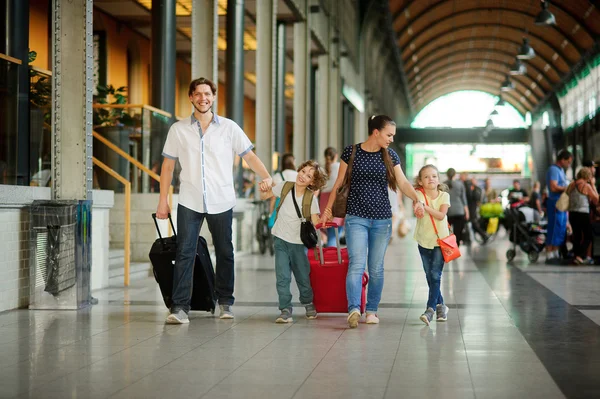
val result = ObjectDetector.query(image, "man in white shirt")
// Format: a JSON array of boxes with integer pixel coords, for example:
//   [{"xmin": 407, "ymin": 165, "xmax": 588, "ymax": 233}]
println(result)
[{"xmin": 156, "ymin": 77, "xmax": 272, "ymax": 324}]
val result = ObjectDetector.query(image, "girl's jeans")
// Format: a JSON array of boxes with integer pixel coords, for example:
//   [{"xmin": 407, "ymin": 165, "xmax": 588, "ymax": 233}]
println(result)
[
  {"xmin": 345, "ymin": 215, "xmax": 392, "ymax": 313},
  {"xmin": 274, "ymin": 237, "xmax": 313, "ymax": 310},
  {"xmin": 418, "ymin": 245, "xmax": 445, "ymax": 310}
]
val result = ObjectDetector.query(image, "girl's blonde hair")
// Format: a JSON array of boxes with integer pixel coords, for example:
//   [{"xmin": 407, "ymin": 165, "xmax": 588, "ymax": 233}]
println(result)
[
  {"xmin": 414, "ymin": 164, "xmax": 449, "ymax": 192},
  {"xmin": 577, "ymin": 167, "xmax": 592, "ymax": 181},
  {"xmin": 297, "ymin": 160, "xmax": 328, "ymax": 191}
]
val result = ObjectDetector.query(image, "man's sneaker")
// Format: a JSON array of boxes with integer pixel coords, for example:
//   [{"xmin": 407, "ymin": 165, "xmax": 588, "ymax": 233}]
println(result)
[
  {"xmin": 304, "ymin": 303, "xmax": 317, "ymax": 320},
  {"xmin": 276, "ymin": 308, "xmax": 293, "ymax": 323},
  {"xmin": 436, "ymin": 304, "xmax": 449, "ymax": 322},
  {"xmin": 219, "ymin": 304, "xmax": 234, "ymax": 319},
  {"xmin": 365, "ymin": 312, "xmax": 380, "ymax": 324},
  {"xmin": 347, "ymin": 309, "xmax": 361, "ymax": 329},
  {"xmin": 166, "ymin": 309, "xmax": 189, "ymax": 324},
  {"xmin": 419, "ymin": 308, "xmax": 435, "ymax": 326}
]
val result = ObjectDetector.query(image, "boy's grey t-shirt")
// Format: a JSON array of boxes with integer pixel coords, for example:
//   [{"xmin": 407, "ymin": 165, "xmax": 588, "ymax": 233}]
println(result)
[
  {"xmin": 445, "ymin": 180, "xmax": 467, "ymax": 217},
  {"xmin": 271, "ymin": 183, "xmax": 320, "ymax": 245}
]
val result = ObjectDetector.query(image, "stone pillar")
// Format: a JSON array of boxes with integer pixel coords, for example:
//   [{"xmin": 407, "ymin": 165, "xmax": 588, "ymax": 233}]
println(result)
[
  {"xmin": 317, "ymin": 54, "xmax": 330, "ymax": 161},
  {"xmin": 192, "ymin": 0, "xmax": 218, "ymax": 106},
  {"xmin": 51, "ymin": 0, "xmax": 93, "ymax": 200},
  {"xmin": 255, "ymin": 0, "xmax": 277, "ymax": 173},
  {"xmin": 329, "ymin": 27, "xmax": 341, "ymax": 152},
  {"xmin": 151, "ymin": 0, "xmax": 176, "ymax": 116},
  {"xmin": 275, "ymin": 22, "xmax": 287, "ymax": 155},
  {"xmin": 293, "ymin": 1, "xmax": 310, "ymax": 162}
]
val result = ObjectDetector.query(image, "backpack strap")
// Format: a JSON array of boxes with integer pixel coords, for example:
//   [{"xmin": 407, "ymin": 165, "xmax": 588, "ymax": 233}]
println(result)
[
  {"xmin": 302, "ymin": 189, "xmax": 314, "ymax": 219},
  {"xmin": 276, "ymin": 181, "xmax": 295, "ymax": 215}
]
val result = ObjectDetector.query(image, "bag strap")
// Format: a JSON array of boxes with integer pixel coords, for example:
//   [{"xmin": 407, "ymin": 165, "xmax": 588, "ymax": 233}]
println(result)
[
  {"xmin": 302, "ymin": 189, "xmax": 314, "ymax": 219},
  {"xmin": 276, "ymin": 181, "xmax": 295, "ymax": 214},
  {"xmin": 291, "ymin": 186, "xmax": 306, "ymax": 221},
  {"xmin": 418, "ymin": 188, "xmax": 440, "ymax": 239},
  {"xmin": 341, "ymin": 145, "xmax": 357, "ymax": 188}
]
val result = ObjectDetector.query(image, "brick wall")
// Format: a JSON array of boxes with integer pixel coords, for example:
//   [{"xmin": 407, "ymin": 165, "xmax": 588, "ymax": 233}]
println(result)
[{"xmin": 0, "ymin": 208, "xmax": 31, "ymax": 312}]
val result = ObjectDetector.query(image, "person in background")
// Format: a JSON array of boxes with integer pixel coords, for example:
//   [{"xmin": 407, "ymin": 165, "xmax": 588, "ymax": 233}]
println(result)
[
  {"xmin": 270, "ymin": 153, "xmax": 298, "ymax": 215},
  {"xmin": 546, "ymin": 150, "xmax": 573, "ymax": 262},
  {"xmin": 320, "ymin": 147, "xmax": 343, "ymax": 246},
  {"xmin": 467, "ymin": 177, "xmax": 488, "ymax": 242},
  {"xmin": 508, "ymin": 179, "xmax": 529, "ymax": 204},
  {"xmin": 568, "ymin": 168, "xmax": 598, "ymax": 265},
  {"xmin": 445, "ymin": 168, "xmax": 469, "ymax": 246},
  {"xmin": 484, "ymin": 178, "xmax": 499, "ymax": 203},
  {"xmin": 529, "ymin": 181, "xmax": 543, "ymax": 216}
]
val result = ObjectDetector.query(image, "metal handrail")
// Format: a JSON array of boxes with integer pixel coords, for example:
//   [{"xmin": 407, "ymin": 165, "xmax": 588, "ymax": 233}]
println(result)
[
  {"xmin": 92, "ymin": 103, "xmax": 173, "ymax": 118},
  {"xmin": 92, "ymin": 157, "xmax": 131, "ymax": 286},
  {"xmin": 0, "ymin": 53, "xmax": 22, "ymax": 64}
]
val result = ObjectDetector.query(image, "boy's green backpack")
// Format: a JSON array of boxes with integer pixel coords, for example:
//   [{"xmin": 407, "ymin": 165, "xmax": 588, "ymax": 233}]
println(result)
[{"xmin": 271, "ymin": 182, "xmax": 314, "ymax": 225}]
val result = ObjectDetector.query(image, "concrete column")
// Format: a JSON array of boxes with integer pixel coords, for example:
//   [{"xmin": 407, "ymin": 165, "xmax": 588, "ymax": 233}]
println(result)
[
  {"xmin": 51, "ymin": 0, "xmax": 93, "ymax": 200},
  {"xmin": 192, "ymin": 0, "xmax": 218, "ymax": 106},
  {"xmin": 151, "ymin": 0, "xmax": 176, "ymax": 116},
  {"xmin": 255, "ymin": 0, "xmax": 277, "ymax": 173},
  {"xmin": 293, "ymin": 2, "xmax": 311, "ymax": 162},
  {"xmin": 317, "ymin": 54, "xmax": 330, "ymax": 160},
  {"xmin": 275, "ymin": 23, "xmax": 286, "ymax": 155},
  {"xmin": 329, "ymin": 28, "xmax": 341, "ymax": 151}
]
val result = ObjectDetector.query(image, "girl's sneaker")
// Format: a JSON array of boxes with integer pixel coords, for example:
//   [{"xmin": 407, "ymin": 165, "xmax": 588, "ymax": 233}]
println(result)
[
  {"xmin": 365, "ymin": 312, "xmax": 379, "ymax": 324},
  {"xmin": 436, "ymin": 304, "xmax": 449, "ymax": 321},
  {"xmin": 347, "ymin": 309, "xmax": 361, "ymax": 328},
  {"xmin": 305, "ymin": 303, "xmax": 318, "ymax": 319},
  {"xmin": 419, "ymin": 308, "xmax": 435, "ymax": 326},
  {"xmin": 276, "ymin": 308, "xmax": 293, "ymax": 323}
]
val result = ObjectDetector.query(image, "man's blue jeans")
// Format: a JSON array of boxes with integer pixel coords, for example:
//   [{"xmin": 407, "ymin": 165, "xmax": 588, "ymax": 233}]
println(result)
[
  {"xmin": 345, "ymin": 215, "xmax": 392, "ymax": 313},
  {"xmin": 417, "ymin": 245, "xmax": 445, "ymax": 310},
  {"xmin": 172, "ymin": 204, "xmax": 234, "ymax": 313}
]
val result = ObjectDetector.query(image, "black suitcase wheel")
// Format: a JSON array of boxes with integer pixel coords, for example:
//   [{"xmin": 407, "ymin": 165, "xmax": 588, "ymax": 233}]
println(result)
[
  {"xmin": 528, "ymin": 251, "xmax": 539, "ymax": 263},
  {"xmin": 506, "ymin": 249, "xmax": 516, "ymax": 262}
]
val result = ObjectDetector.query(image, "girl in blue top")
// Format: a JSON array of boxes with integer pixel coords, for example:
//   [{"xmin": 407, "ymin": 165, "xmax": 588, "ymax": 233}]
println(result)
[{"xmin": 320, "ymin": 115, "xmax": 425, "ymax": 328}]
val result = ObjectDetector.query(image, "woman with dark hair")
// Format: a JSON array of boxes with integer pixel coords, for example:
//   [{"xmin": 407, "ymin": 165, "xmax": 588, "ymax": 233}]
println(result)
[
  {"xmin": 444, "ymin": 168, "xmax": 469, "ymax": 246},
  {"xmin": 270, "ymin": 153, "xmax": 298, "ymax": 218},
  {"xmin": 320, "ymin": 115, "xmax": 425, "ymax": 328}
]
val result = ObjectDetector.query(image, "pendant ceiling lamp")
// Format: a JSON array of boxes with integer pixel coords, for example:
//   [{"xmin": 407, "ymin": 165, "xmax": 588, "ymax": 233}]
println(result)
[
  {"xmin": 517, "ymin": 38, "xmax": 536, "ymax": 60},
  {"xmin": 535, "ymin": 1, "xmax": 556, "ymax": 26},
  {"xmin": 501, "ymin": 76, "xmax": 515, "ymax": 91},
  {"xmin": 496, "ymin": 95, "xmax": 506, "ymax": 106},
  {"xmin": 509, "ymin": 58, "xmax": 527, "ymax": 75}
]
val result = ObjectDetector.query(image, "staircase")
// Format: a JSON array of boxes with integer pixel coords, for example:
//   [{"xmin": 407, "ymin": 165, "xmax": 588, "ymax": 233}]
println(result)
[{"xmin": 108, "ymin": 248, "xmax": 152, "ymax": 286}]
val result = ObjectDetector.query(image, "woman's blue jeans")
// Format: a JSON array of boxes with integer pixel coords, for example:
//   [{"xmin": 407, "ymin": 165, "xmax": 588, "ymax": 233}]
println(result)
[
  {"xmin": 345, "ymin": 215, "xmax": 392, "ymax": 313},
  {"xmin": 417, "ymin": 245, "xmax": 445, "ymax": 310}
]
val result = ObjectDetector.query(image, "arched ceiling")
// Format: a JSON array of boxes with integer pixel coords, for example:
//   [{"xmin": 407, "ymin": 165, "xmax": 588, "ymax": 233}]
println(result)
[{"xmin": 389, "ymin": 0, "xmax": 600, "ymax": 115}]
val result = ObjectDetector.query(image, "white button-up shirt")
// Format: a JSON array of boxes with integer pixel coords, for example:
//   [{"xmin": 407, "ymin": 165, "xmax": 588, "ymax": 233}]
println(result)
[{"xmin": 162, "ymin": 113, "xmax": 253, "ymax": 214}]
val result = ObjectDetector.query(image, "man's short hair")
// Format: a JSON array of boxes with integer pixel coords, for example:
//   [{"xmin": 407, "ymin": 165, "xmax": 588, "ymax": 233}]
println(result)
[
  {"xmin": 557, "ymin": 150, "xmax": 573, "ymax": 161},
  {"xmin": 582, "ymin": 160, "xmax": 598, "ymax": 168},
  {"xmin": 513, "ymin": 179, "xmax": 520, "ymax": 184},
  {"xmin": 188, "ymin": 77, "xmax": 217, "ymax": 96}
]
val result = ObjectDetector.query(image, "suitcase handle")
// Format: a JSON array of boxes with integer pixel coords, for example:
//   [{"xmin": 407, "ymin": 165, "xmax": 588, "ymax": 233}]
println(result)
[
  {"xmin": 314, "ymin": 222, "xmax": 342, "ymax": 265},
  {"xmin": 151, "ymin": 213, "xmax": 176, "ymax": 246}
]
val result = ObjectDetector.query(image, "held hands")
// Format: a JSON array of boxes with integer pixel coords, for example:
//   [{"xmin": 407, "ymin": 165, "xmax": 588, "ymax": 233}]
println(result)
[
  {"xmin": 259, "ymin": 177, "xmax": 273, "ymax": 192},
  {"xmin": 413, "ymin": 201, "xmax": 425, "ymax": 219},
  {"xmin": 319, "ymin": 207, "xmax": 333, "ymax": 226}
]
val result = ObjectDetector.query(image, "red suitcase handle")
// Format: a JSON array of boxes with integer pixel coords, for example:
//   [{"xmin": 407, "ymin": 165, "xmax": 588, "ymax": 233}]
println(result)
[{"xmin": 314, "ymin": 221, "xmax": 343, "ymax": 265}]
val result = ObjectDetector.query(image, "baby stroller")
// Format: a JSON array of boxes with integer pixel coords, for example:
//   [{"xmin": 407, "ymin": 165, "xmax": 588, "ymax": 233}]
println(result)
[{"xmin": 505, "ymin": 204, "xmax": 547, "ymax": 263}]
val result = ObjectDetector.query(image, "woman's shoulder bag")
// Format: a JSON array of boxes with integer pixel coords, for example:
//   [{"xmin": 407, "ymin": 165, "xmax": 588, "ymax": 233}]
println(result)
[{"xmin": 332, "ymin": 145, "xmax": 357, "ymax": 218}]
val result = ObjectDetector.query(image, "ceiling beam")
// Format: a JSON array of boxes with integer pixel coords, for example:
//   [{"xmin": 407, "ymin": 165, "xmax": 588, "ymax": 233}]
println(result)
[{"xmin": 394, "ymin": 127, "xmax": 529, "ymax": 144}]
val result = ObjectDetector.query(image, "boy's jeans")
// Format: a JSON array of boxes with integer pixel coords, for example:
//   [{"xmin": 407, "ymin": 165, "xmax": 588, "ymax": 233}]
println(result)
[
  {"xmin": 345, "ymin": 215, "xmax": 392, "ymax": 313},
  {"xmin": 417, "ymin": 245, "xmax": 445, "ymax": 310},
  {"xmin": 274, "ymin": 237, "xmax": 313, "ymax": 310},
  {"xmin": 172, "ymin": 204, "xmax": 235, "ymax": 313}
]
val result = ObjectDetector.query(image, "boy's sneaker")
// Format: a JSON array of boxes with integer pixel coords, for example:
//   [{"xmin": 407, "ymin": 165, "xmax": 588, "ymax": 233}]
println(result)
[
  {"xmin": 436, "ymin": 304, "xmax": 449, "ymax": 322},
  {"xmin": 419, "ymin": 308, "xmax": 435, "ymax": 326},
  {"xmin": 166, "ymin": 309, "xmax": 189, "ymax": 324},
  {"xmin": 219, "ymin": 304, "xmax": 234, "ymax": 319},
  {"xmin": 276, "ymin": 308, "xmax": 293, "ymax": 323},
  {"xmin": 365, "ymin": 312, "xmax": 380, "ymax": 324},
  {"xmin": 347, "ymin": 309, "xmax": 361, "ymax": 328},
  {"xmin": 304, "ymin": 303, "xmax": 317, "ymax": 319}
]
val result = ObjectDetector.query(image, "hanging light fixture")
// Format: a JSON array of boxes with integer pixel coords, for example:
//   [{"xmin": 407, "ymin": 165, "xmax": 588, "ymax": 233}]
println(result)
[
  {"xmin": 517, "ymin": 38, "xmax": 536, "ymax": 60},
  {"xmin": 501, "ymin": 76, "xmax": 515, "ymax": 91},
  {"xmin": 535, "ymin": 0, "xmax": 556, "ymax": 26},
  {"xmin": 509, "ymin": 58, "xmax": 527, "ymax": 75},
  {"xmin": 496, "ymin": 95, "xmax": 506, "ymax": 106},
  {"xmin": 490, "ymin": 109, "xmax": 499, "ymax": 116}
]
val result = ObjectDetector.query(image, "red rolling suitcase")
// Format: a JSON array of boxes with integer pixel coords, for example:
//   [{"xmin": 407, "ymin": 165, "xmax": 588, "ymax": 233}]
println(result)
[{"xmin": 309, "ymin": 222, "xmax": 368, "ymax": 313}]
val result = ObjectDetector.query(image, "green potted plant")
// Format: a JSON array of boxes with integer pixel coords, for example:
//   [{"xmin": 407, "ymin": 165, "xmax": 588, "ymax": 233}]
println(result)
[{"xmin": 93, "ymin": 84, "xmax": 135, "ymax": 127}]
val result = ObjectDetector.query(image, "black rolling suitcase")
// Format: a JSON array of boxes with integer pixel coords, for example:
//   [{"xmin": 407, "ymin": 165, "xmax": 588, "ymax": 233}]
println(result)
[{"xmin": 149, "ymin": 213, "xmax": 216, "ymax": 313}]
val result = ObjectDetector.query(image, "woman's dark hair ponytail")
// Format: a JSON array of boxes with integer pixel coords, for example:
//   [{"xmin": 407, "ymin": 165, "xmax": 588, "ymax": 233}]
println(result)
[
  {"xmin": 324, "ymin": 147, "xmax": 337, "ymax": 176},
  {"xmin": 368, "ymin": 115, "xmax": 398, "ymax": 191},
  {"xmin": 446, "ymin": 168, "xmax": 456, "ymax": 189}
]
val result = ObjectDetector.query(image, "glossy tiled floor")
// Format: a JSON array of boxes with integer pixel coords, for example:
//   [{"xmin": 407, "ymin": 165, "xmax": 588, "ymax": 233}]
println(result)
[{"xmin": 2, "ymin": 229, "xmax": 600, "ymax": 399}]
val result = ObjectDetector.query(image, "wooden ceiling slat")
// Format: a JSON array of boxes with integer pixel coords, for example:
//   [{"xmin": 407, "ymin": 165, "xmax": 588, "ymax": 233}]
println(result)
[
  {"xmin": 414, "ymin": 70, "xmax": 539, "ymax": 107},
  {"xmin": 405, "ymin": 40, "xmax": 562, "ymax": 84}
]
